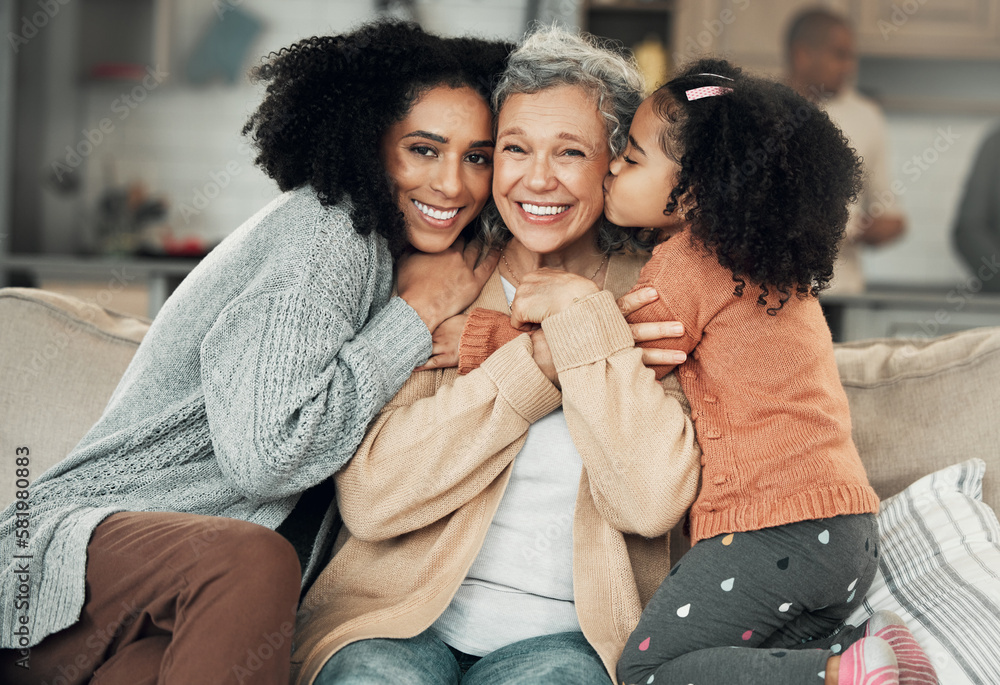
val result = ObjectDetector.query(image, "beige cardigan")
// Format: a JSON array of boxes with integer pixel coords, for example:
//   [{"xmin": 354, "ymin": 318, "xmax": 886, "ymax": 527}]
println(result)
[{"xmin": 291, "ymin": 253, "xmax": 702, "ymax": 684}]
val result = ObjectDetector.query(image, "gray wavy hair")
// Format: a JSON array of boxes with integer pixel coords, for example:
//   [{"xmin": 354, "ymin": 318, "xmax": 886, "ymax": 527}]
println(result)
[{"xmin": 479, "ymin": 25, "xmax": 650, "ymax": 254}]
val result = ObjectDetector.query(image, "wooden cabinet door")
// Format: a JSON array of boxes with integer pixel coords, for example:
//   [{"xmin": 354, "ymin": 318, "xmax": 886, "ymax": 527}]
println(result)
[{"xmin": 851, "ymin": 0, "xmax": 1000, "ymax": 59}]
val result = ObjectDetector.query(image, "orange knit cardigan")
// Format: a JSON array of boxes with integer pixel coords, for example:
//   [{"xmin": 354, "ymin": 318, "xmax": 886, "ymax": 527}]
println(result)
[{"xmin": 459, "ymin": 230, "xmax": 879, "ymax": 543}]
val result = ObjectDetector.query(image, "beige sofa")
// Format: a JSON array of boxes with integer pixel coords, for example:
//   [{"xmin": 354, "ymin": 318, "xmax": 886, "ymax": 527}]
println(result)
[{"xmin": 2, "ymin": 287, "xmax": 999, "ymax": 681}]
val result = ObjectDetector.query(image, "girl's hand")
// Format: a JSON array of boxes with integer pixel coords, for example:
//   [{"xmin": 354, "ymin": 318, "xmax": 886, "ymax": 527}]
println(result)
[
  {"xmin": 618, "ymin": 287, "xmax": 687, "ymax": 367},
  {"xmin": 530, "ymin": 328, "xmax": 559, "ymax": 388},
  {"xmin": 414, "ymin": 314, "xmax": 467, "ymax": 372},
  {"xmin": 397, "ymin": 241, "xmax": 500, "ymax": 332},
  {"xmin": 510, "ymin": 268, "xmax": 600, "ymax": 328}
]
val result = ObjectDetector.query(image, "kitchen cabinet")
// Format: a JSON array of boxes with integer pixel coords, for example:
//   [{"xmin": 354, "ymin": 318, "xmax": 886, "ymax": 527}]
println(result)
[
  {"xmin": 79, "ymin": 0, "xmax": 171, "ymax": 81},
  {"xmin": 850, "ymin": 0, "xmax": 1000, "ymax": 60},
  {"xmin": 675, "ymin": 0, "xmax": 1000, "ymax": 77},
  {"xmin": 583, "ymin": 1, "xmax": 675, "ymax": 50},
  {"xmin": 581, "ymin": 1, "xmax": 676, "ymax": 90}
]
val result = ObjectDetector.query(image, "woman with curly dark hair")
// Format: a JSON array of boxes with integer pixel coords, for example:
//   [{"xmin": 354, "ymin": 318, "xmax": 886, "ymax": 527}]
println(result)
[
  {"xmin": 506, "ymin": 59, "xmax": 936, "ymax": 684},
  {"xmin": 0, "ymin": 20, "xmax": 508, "ymax": 685}
]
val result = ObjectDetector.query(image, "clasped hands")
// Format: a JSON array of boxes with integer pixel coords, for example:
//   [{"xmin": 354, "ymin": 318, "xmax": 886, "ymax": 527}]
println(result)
[
  {"xmin": 397, "ymin": 245, "xmax": 686, "ymax": 381},
  {"xmin": 505, "ymin": 269, "xmax": 686, "ymax": 385}
]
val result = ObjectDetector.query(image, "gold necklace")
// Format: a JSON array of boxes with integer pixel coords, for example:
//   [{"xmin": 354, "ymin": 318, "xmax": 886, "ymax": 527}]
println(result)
[{"xmin": 500, "ymin": 250, "xmax": 608, "ymax": 287}]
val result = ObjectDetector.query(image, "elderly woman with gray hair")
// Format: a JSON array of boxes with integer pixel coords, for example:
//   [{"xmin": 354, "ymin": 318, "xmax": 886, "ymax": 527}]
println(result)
[{"xmin": 291, "ymin": 27, "xmax": 701, "ymax": 685}]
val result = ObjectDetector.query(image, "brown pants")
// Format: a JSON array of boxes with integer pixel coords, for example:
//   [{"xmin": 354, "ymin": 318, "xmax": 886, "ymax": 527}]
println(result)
[{"xmin": 0, "ymin": 511, "xmax": 301, "ymax": 685}]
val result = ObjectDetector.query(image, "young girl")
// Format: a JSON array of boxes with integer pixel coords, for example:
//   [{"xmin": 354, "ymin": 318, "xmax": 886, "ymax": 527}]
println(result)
[{"xmin": 455, "ymin": 59, "xmax": 938, "ymax": 685}]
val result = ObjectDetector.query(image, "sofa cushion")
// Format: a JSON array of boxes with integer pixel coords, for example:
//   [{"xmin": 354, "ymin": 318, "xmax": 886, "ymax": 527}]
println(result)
[
  {"xmin": 835, "ymin": 327, "xmax": 1000, "ymax": 513},
  {"xmin": 848, "ymin": 459, "xmax": 1000, "ymax": 684},
  {"xmin": 0, "ymin": 288, "xmax": 149, "ymax": 508}
]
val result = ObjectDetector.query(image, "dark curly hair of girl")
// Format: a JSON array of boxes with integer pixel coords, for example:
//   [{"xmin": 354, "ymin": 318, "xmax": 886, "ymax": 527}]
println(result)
[
  {"xmin": 243, "ymin": 20, "xmax": 512, "ymax": 256},
  {"xmin": 653, "ymin": 58, "xmax": 863, "ymax": 313}
]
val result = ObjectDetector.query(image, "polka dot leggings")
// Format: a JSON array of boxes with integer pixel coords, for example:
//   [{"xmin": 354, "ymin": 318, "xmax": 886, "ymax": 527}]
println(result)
[{"xmin": 617, "ymin": 514, "xmax": 879, "ymax": 685}]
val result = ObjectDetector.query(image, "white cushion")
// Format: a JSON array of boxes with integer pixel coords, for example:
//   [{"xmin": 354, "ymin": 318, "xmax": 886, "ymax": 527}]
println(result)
[{"xmin": 848, "ymin": 459, "xmax": 1000, "ymax": 684}]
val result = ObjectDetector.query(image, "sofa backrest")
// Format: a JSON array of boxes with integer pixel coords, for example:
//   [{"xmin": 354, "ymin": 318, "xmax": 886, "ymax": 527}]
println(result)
[
  {"xmin": 835, "ymin": 328, "xmax": 1000, "ymax": 514},
  {"xmin": 1, "ymin": 286, "xmax": 998, "ymax": 516},
  {"xmin": 0, "ymin": 288, "xmax": 148, "ymax": 508}
]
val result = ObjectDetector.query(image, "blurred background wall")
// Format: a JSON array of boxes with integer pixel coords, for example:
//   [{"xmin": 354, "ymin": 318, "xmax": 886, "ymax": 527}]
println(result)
[{"xmin": 2, "ymin": 0, "xmax": 1000, "ymax": 337}]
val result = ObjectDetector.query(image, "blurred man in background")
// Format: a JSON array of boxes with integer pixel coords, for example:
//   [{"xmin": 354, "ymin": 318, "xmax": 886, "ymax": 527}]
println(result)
[
  {"xmin": 953, "ymin": 125, "xmax": 1000, "ymax": 292},
  {"xmin": 787, "ymin": 7, "xmax": 906, "ymax": 295}
]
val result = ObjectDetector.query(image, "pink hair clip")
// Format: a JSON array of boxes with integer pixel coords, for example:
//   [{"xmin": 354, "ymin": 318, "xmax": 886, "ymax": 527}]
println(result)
[
  {"xmin": 684, "ymin": 73, "xmax": 734, "ymax": 101},
  {"xmin": 685, "ymin": 85, "xmax": 733, "ymax": 101}
]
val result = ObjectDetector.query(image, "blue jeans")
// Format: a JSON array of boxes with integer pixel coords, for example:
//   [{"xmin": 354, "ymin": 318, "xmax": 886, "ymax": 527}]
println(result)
[{"xmin": 314, "ymin": 630, "xmax": 609, "ymax": 684}]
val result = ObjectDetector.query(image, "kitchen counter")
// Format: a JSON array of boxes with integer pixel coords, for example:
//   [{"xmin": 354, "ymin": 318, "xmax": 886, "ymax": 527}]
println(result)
[
  {"xmin": 1, "ymin": 254, "xmax": 200, "ymax": 318},
  {"xmin": 821, "ymin": 284, "xmax": 1000, "ymax": 341}
]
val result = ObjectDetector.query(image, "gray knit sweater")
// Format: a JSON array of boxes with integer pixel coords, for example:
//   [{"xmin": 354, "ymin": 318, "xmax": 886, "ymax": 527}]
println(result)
[{"xmin": 0, "ymin": 186, "xmax": 432, "ymax": 648}]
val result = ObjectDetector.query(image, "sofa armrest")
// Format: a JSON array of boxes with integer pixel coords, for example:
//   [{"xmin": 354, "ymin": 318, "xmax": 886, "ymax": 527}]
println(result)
[{"xmin": 0, "ymin": 288, "xmax": 149, "ymax": 508}]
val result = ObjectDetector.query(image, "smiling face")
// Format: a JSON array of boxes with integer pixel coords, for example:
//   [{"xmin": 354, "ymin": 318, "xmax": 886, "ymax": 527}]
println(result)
[
  {"xmin": 493, "ymin": 84, "xmax": 610, "ymax": 255},
  {"xmin": 381, "ymin": 85, "xmax": 495, "ymax": 253},
  {"xmin": 603, "ymin": 97, "xmax": 686, "ymax": 231}
]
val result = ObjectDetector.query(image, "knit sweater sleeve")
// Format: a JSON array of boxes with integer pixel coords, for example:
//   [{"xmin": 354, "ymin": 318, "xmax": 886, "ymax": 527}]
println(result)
[
  {"xmin": 200, "ymin": 284, "xmax": 431, "ymax": 501},
  {"xmin": 457, "ymin": 307, "xmax": 528, "ymax": 374},
  {"xmin": 336, "ymin": 333, "xmax": 562, "ymax": 542},
  {"xmin": 626, "ymin": 237, "xmax": 708, "ymax": 380},
  {"xmin": 542, "ymin": 290, "xmax": 701, "ymax": 538}
]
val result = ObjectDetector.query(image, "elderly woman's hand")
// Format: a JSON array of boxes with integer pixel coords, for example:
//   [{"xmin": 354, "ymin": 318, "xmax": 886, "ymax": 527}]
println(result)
[
  {"xmin": 509, "ymin": 268, "xmax": 600, "ymax": 328},
  {"xmin": 397, "ymin": 241, "xmax": 500, "ymax": 333},
  {"xmin": 529, "ymin": 328, "xmax": 559, "ymax": 388}
]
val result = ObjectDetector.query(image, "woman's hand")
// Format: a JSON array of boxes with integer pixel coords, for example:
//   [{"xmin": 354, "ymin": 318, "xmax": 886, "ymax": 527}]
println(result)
[
  {"xmin": 618, "ymin": 287, "xmax": 687, "ymax": 367},
  {"xmin": 397, "ymin": 241, "xmax": 500, "ymax": 333},
  {"xmin": 509, "ymin": 268, "xmax": 600, "ymax": 328},
  {"xmin": 414, "ymin": 314, "xmax": 467, "ymax": 372},
  {"xmin": 530, "ymin": 328, "xmax": 559, "ymax": 388}
]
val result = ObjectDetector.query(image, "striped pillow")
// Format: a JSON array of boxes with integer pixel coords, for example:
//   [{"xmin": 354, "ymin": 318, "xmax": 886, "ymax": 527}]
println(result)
[{"xmin": 848, "ymin": 459, "xmax": 1000, "ymax": 684}]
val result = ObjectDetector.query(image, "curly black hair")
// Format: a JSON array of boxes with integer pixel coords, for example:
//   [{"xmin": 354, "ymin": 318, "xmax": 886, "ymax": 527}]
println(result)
[
  {"xmin": 242, "ymin": 20, "xmax": 512, "ymax": 256},
  {"xmin": 652, "ymin": 58, "xmax": 863, "ymax": 313}
]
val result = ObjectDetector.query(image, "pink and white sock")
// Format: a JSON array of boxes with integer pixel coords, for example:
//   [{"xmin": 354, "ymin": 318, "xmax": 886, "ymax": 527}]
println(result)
[
  {"xmin": 865, "ymin": 610, "xmax": 938, "ymax": 685},
  {"xmin": 838, "ymin": 636, "xmax": 899, "ymax": 685}
]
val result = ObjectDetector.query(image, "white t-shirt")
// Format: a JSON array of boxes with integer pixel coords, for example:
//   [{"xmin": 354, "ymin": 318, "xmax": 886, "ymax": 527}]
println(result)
[
  {"xmin": 823, "ymin": 88, "xmax": 902, "ymax": 294},
  {"xmin": 430, "ymin": 276, "xmax": 583, "ymax": 656}
]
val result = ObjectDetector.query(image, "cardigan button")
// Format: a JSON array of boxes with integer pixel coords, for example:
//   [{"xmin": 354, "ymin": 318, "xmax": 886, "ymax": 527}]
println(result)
[
  {"xmin": 701, "ymin": 425, "xmax": 722, "ymax": 439},
  {"xmin": 703, "ymin": 394, "xmax": 718, "ymax": 403}
]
